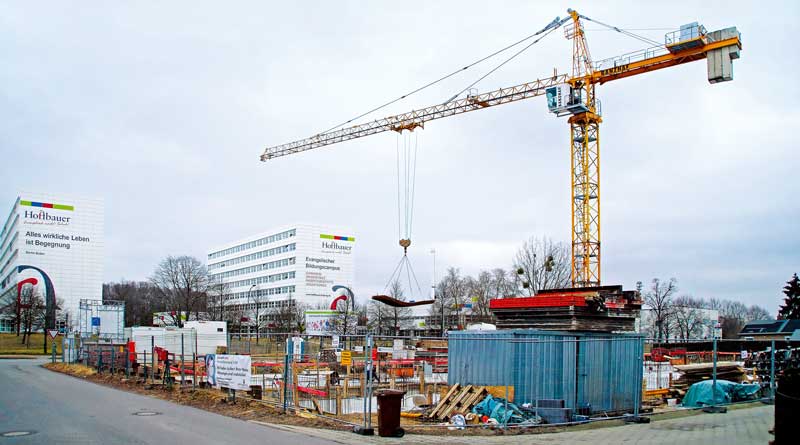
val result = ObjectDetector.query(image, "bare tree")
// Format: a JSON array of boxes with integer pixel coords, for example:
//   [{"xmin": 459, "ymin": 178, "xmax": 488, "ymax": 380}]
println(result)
[
  {"xmin": 150, "ymin": 255, "xmax": 208, "ymax": 327},
  {"xmin": 251, "ymin": 289, "xmax": 271, "ymax": 342},
  {"xmin": 745, "ymin": 305, "xmax": 771, "ymax": 322},
  {"xmin": 490, "ymin": 268, "xmax": 516, "ymax": 299},
  {"xmin": 18, "ymin": 286, "xmax": 45, "ymax": 346},
  {"xmin": 103, "ymin": 280, "xmax": 163, "ymax": 326},
  {"xmin": 465, "ymin": 272, "xmax": 493, "ymax": 322},
  {"xmin": 513, "ymin": 237, "xmax": 570, "ymax": 294},
  {"xmin": 367, "ymin": 299, "xmax": 388, "ymax": 335},
  {"xmin": 671, "ymin": 295, "xmax": 706, "ymax": 340},
  {"xmin": 386, "ymin": 280, "xmax": 413, "ymax": 335},
  {"xmin": 0, "ymin": 286, "xmax": 61, "ymax": 351},
  {"xmin": 0, "ymin": 288, "xmax": 24, "ymax": 336},
  {"xmin": 429, "ymin": 268, "xmax": 469, "ymax": 333},
  {"xmin": 644, "ymin": 278, "xmax": 678, "ymax": 342},
  {"xmin": 708, "ymin": 298, "xmax": 770, "ymax": 338},
  {"xmin": 270, "ymin": 298, "xmax": 306, "ymax": 333},
  {"xmin": 331, "ymin": 299, "xmax": 361, "ymax": 335},
  {"xmin": 204, "ymin": 279, "xmax": 239, "ymax": 323}
]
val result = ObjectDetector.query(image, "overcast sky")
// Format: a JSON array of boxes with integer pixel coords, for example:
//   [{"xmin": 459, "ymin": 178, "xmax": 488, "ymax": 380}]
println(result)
[{"xmin": 2, "ymin": 1, "xmax": 797, "ymax": 313}]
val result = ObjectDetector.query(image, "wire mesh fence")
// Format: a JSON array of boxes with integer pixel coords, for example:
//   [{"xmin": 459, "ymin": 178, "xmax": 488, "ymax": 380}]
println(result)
[{"xmin": 61, "ymin": 330, "xmax": 798, "ymax": 434}]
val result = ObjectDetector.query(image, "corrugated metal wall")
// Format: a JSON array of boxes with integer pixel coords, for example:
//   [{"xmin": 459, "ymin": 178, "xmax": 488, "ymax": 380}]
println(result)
[{"xmin": 448, "ymin": 330, "xmax": 643, "ymax": 414}]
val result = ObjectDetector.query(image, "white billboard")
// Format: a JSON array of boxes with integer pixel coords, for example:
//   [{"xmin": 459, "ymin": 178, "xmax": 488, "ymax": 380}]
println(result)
[
  {"xmin": 298, "ymin": 229, "xmax": 355, "ymax": 307},
  {"xmin": 205, "ymin": 354, "xmax": 251, "ymax": 390},
  {"xmin": 15, "ymin": 193, "xmax": 104, "ymax": 327}
]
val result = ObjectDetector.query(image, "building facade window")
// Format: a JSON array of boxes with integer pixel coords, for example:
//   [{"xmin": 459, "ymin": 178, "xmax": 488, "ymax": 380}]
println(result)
[
  {"xmin": 209, "ymin": 257, "xmax": 295, "ymax": 279},
  {"xmin": 208, "ymin": 228, "xmax": 296, "ymax": 260},
  {"xmin": 208, "ymin": 243, "xmax": 296, "ymax": 270}
]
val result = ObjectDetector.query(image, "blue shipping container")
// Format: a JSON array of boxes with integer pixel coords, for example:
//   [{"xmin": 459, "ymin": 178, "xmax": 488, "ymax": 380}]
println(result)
[{"xmin": 447, "ymin": 330, "xmax": 644, "ymax": 414}]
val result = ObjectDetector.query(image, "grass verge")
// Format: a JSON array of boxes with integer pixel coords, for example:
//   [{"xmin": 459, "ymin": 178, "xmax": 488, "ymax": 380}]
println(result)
[{"xmin": 0, "ymin": 333, "xmax": 63, "ymax": 355}]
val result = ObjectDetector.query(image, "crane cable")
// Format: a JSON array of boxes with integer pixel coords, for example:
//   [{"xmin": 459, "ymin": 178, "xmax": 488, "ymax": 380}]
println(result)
[
  {"xmin": 315, "ymin": 16, "xmax": 567, "ymax": 137},
  {"xmin": 377, "ymin": 16, "xmax": 568, "ymax": 301},
  {"xmin": 443, "ymin": 18, "xmax": 567, "ymax": 104},
  {"xmin": 578, "ymin": 14, "xmax": 663, "ymax": 48},
  {"xmin": 383, "ymin": 131, "xmax": 424, "ymax": 298}
]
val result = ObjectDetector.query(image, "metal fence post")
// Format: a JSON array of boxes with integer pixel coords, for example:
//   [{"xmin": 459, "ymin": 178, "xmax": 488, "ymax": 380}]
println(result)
[
  {"xmin": 283, "ymin": 337, "xmax": 291, "ymax": 413},
  {"xmin": 770, "ymin": 340, "xmax": 776, "ymax": 400},
  {"xmin": 503, "ymin": 335, "xmax": 510, "ymax": 429},
  {"xmin": 193, "ymin": 352, "xmax": 197, "ymax": 389},
  {"xmin": 151, "ymin": 336, "xmax": 155, "ymax": 385},
  {"xmin": 363, "ymin": 333, "xmax": 374, "ymax": 431},
  {"xmin": 125, "ymin": 344, "xmax": 130, "ymax": 378},
  {"xmin": 111, "ymin": 343, "xmax": 116, "ymax": 374},
  {"xmin": 712, "ymin": 336, "xmax": 718, "ymax": 405},
  {"xmin": 181, "ymin": 333, "xmax": 185, "ymax": 387},
  {"xmin": 97, "ymin": 345, "xmax": 102, "ymax": 373}
]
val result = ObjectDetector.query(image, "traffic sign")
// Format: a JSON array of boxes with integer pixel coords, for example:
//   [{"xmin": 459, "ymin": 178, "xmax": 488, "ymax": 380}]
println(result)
[
  {"xmin": 340, "ymin": 350, "xmax": 352, "ymax": 366},
  {"xmin": 47, "ymin": 329, "xmax": 58, "ymax": 339}
]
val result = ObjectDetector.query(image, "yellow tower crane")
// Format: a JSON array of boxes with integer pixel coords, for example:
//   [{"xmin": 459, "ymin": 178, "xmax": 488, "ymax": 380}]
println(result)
[{"xmin": 260, "ymin": 9, "xmax": 742, "ymax": 288}]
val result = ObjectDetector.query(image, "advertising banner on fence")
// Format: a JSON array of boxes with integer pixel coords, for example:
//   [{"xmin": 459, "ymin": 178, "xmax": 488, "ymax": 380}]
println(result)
[
  {"xmin": 204, "ymin": 354, "xmax": 251, "ymax": 390},
  {"xmin": 304, "ymin": 310, "xmax": 337, "ymax": 334}
]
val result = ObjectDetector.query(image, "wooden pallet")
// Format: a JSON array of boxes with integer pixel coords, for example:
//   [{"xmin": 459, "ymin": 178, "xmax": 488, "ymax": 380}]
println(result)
[{"xmin": 427, "ymin": 384, "xmax": 490, "ymax": 421}]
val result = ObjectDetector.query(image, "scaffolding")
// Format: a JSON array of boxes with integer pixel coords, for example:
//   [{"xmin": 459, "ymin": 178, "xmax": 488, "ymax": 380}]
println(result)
[{"xmin": 78, "ymin": 299, "xmax": 125, "ymax": 341}]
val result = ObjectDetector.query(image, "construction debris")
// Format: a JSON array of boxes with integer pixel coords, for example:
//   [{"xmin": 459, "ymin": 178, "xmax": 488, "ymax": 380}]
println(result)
[
  {"xmin": 426, "ymin": 384, "xmax": 489, "ymax": 421},
  {"xmin": 670, "ymin": 362, "xmax": 747, "ymax": 394},
  {"xmin": 489, "ymin": 285, "xmax": 642, "ymax": 332}
]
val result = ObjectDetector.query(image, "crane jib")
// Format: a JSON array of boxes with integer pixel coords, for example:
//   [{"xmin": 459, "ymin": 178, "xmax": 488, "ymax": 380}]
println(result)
[{"xmin": 261, "ymin": 74, "xmax": 569, "ymax": 160}]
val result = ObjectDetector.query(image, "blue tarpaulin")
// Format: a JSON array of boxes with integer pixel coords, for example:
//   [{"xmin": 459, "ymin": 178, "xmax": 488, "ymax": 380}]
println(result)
[
  {"xmin": 472, "ymin": 395, "xmax": 526, "ymax": 424},
  {"xmin": 681, "ymin": 379, "xmax": 761, "ymax": 407}
]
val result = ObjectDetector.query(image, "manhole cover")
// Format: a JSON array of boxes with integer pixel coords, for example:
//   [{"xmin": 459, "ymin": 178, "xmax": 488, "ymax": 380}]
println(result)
[
  {"xmin": 1, "ymin": 431, "xmax": 34, "ymax": 437},
  {"xmin": 133, "ymin": 411, "xmax": 160, "ymax": 417}
]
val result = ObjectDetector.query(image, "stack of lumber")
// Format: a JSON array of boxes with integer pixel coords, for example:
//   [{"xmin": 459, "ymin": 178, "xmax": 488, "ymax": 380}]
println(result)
[
  {"xmin": 416, "ymin": 339, "xmax": 448, "ymax": 373},
  {"xmin": 489, "ymin": 285, "xmax": 642, "ymax": 332},
  {"xmin": 426, "ymin": 384, "xmax": 489, "ymax": 421},
  {"xmin": 671, "ymin": 362, "xmax": 746, "ymax": 393}
]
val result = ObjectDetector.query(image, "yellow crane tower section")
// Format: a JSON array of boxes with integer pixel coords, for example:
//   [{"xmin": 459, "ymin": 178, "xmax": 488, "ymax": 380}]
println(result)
[{"xmin": 260, "ymin": 9, "xmax": 742, "ymax": 288}]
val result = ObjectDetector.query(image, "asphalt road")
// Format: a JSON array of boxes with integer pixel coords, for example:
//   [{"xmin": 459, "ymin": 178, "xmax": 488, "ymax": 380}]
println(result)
[{"xmin": 0, "ymin": 358, "xmax": 339, "ymax": 445}]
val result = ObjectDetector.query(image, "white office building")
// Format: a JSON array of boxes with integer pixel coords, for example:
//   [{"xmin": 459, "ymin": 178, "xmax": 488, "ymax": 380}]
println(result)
[
  {"xmin": 207, "ymin": 224, "xmax": 355, "ymax": 324},
  {"xmin": 0, "ymin": 193, "xmax": 104, "ymax": 332}
]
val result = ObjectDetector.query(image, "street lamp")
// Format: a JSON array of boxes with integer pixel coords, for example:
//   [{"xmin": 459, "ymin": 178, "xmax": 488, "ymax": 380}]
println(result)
[
  {"xmin": 247, "ymin": 284, "xmax": 257, "ymax": 351},
  {"xmin": 430, "ymin": 249, "xmax": 444, "ymax": 337}
]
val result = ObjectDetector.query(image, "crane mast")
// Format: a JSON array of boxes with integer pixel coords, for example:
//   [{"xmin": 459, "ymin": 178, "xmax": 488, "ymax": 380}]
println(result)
[
  {"xmin": 260, "ymin": 10, "xmax": 742, "ymax": 288},
  {"xmin": 565, "ymin": 10, "xmax": 602, "ymax": 286}
]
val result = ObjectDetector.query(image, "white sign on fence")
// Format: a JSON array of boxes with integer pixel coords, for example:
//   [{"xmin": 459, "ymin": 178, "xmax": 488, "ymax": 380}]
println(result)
[
  {"xmin": 332, "ymin": 335, "xmax": 340, "ymax": 348},
  {"xmin": 205, "ymin": 354, "xmax": 251, "ymax": 391}
]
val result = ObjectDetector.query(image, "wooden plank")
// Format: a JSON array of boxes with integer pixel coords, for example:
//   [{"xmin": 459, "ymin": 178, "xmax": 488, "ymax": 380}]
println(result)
[
  {"xmin": 429, "ymin": 384, "xmax": 460, "ymax": 419},
  {"xmin": 484, "ymin": 385, "xmax": 514, "ymax": 402},
  {"xmin": 311, "ymin": 399, "xmax": 323, "ymax": 414},
  {"xmin": 439, "ymin": 386, "xmax": 469, "ymax": 419},
  {"xmin": 442, "ymin": 385, "xmax": 474, "ymax": 419},
  {"xmin": 464, "ymin": 388, "xmax": 489, "ymax": 411}
]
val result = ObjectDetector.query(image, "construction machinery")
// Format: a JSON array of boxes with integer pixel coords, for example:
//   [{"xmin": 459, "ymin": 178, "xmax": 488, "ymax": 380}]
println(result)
[{"xmin": 260, "ymin": 9, "xmax": 742, "ymax": 288}]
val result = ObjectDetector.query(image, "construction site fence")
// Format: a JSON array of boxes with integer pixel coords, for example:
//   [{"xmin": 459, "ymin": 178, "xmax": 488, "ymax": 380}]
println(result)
[
  {"xmin": 642, "ymin": 338, "xmax": 798, "ymax": 393},
  {"xmin": 59, "ymin": 334, "xmax": 798, "ymax": 433}
]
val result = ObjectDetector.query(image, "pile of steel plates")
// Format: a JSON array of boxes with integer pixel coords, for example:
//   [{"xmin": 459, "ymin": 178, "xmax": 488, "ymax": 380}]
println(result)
[{"xmin": 489, "ymin": 285, "xmax": 642, "ymax": 332}]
